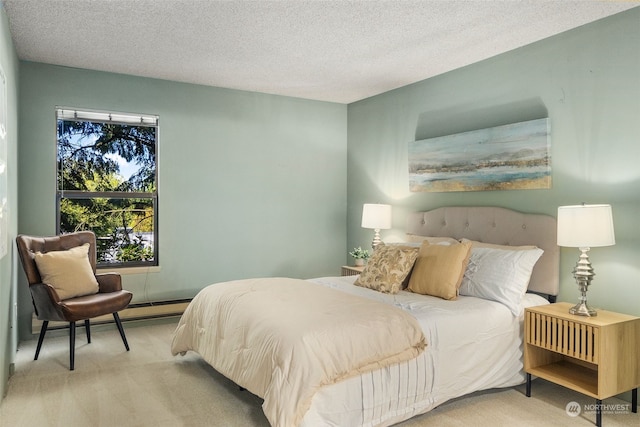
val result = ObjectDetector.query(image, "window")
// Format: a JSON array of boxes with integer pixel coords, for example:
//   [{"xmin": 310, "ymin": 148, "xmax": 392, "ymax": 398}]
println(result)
[{"xmin": 56, "ymin": 108, "xmax": 158, "ymax": 267}]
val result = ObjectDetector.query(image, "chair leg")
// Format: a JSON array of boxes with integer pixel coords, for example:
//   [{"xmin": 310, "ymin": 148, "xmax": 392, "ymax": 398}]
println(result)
[
  {"xmin": 85, "ymin": 319, "xmax": 91, "ymax": 343},
  {"xmin": 113, "ymin": 312, "xmax": 130, "ymax": 351},
  {"xmin": 69, "ymin": 321, "xmax": 76, "ymax": 371},
  {"xmin": 34, "ymin": 321, "xmax": 49, "ymax": 361}
]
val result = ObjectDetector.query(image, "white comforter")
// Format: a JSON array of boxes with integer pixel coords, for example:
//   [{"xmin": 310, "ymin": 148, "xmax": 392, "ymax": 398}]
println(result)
[
  {"xmin": 171, "ymin": 277, "xmax": 426, "ymax": 427},
  {"xmin": 300, "ymin": 276, "xmax": 549, "ymax": 426}
]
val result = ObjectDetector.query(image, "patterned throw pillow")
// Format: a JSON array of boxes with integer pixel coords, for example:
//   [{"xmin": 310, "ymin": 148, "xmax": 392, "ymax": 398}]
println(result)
[{"xmin": 354, "ymin": 244, "xmax": 419, "ymax": 294}]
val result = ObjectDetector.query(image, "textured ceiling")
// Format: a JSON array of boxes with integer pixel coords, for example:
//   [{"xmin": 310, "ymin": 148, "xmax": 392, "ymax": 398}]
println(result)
[{"xmin": 3, "ymin": 0, "xmax": 638, "ymax": 103}]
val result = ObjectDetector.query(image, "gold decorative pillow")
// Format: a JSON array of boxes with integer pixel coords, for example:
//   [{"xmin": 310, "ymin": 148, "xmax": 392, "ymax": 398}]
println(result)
[
  {"xmin": 34, "ymin": 243, "xmax": 99, "ymax": 300},
  {"xmin": 354, "ymin": 244, "xmax": 419, "ymax": 294},
  {"xmin": 407, "ymin": 241, "xmax": 472, "ymax": 300}
]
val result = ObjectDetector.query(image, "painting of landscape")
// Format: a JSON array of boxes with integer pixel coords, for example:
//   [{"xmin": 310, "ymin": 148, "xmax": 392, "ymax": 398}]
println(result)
[{"xmin": 408, "ymin": 118, "xmax": 551, "ymax": 192}]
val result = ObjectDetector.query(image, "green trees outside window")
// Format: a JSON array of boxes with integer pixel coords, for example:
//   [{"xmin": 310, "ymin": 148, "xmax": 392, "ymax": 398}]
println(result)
[{"xmin": 56, "ymin": 109, "xmax": 158, "ymax": 267}]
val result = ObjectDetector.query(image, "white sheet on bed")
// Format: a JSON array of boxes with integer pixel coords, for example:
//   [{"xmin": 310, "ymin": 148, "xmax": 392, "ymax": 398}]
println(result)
[{"xmin": 300, "ymin": 275, "xmax": 549, "ymax": 427}]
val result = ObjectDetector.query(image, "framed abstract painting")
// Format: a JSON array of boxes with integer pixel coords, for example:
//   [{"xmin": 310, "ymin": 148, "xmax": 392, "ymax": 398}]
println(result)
[{"xmin": 409, "ymin": 118, "xmax": 551, "ymax": 193}]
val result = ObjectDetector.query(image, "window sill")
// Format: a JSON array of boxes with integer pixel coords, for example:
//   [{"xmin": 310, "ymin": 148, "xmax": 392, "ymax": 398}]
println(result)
[{"xmin": 97, "ymin": 266, "xmax": 161, "ymax": 275}]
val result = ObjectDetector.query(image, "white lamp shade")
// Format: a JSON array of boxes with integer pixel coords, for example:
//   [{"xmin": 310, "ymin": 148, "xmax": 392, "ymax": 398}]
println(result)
[
  {"xmin": 361, "ymin": 204, "xmax": 392, "ymax": 230},
  {"xmin": 557, "ymin": 204, "xmax": 615, "ymax": 248}
]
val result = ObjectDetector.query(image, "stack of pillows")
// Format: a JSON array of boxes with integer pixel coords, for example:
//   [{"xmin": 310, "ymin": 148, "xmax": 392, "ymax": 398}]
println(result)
[{"xmin": 354, "ymin": 237, "xmax": 543, "ymax": 316}]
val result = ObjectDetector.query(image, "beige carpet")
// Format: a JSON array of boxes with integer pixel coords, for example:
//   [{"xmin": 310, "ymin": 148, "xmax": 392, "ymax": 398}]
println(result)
[{"xmin": 1, "ymin": 319, "xmax": 637, "ymax": 427}]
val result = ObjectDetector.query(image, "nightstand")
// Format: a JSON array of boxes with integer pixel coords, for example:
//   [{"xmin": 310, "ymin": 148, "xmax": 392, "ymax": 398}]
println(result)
[
  {"xmin": 341, "ymin": 265, "xmax": 364, "ymax": 276},
  {"xmin": 524, "ymin": 302, "xmax": 640, "ymax": 426}
]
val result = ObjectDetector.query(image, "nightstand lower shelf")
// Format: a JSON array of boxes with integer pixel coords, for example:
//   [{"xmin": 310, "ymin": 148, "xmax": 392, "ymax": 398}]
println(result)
[{"xmin": 527, "ymin": 360, "xmax": 598, "ymax": 398}]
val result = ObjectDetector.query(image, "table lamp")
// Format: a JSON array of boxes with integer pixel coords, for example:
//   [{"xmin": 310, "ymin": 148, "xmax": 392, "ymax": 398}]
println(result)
[
  {"xmin": 361, "ymin": 203, "xmax": 392, "ymax": 249},
  {"xmin": 557, "ymin": 204, "xmax": 615, "ymax": 316}
]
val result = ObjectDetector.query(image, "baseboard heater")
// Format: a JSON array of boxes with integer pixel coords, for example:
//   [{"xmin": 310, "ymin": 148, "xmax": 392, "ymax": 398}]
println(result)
[{"xmin": 31, "ymin": 299, "xmax": 191, "ymax": 335}]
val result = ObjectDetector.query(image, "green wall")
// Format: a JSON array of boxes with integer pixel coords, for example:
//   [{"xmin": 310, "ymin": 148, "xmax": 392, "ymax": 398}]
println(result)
[
  {"xmin": 17, "ymin": 63, "xmax": 347, "ymax": 340},
  {"xmin": 347, "ymin": 9, "xmax": 640, "ymax": 317},
  {"xmin": 0, "ymin": 4, "xmax": 19, "ymax": 399}
]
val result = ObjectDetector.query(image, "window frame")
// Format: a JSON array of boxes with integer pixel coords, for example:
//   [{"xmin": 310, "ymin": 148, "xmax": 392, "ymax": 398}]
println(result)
[{"xmin": 55, "ymin": 107, "xmax": 159, "ymax": 268}]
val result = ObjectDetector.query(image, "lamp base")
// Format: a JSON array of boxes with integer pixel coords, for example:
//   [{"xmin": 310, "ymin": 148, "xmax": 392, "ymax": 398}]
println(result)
[
  {"xmin": 569, "ymin": 301, "xmax": 597, "ymax": 317},
  {"xmin": 569, "ymin": 247, "xmax": 597, "ymax": 317},
  {"xmin": 371, "ymin": 228, "xmax": 382, "ymax": 250}
]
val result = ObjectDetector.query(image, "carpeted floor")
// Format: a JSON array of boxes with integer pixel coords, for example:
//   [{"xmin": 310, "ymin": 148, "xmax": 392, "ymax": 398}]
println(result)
[{"xmin": 1, "ymin": 319, "xmax": 637, "ymax": 426}]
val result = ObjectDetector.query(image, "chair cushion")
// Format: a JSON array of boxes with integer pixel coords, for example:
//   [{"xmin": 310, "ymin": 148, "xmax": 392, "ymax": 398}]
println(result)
[
  {"xmin": 60, "ymin": 290, "xmax": 133, "ymax": 321},
  {"xmin": 34, "ymin": 243, "xmax": 100, "ymax": 300}
]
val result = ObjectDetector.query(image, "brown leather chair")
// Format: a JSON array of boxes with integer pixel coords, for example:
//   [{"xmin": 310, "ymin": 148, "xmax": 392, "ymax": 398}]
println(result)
[{"xmin": 16, "ymin": 231, "xmax": 133, "ymax": 370}]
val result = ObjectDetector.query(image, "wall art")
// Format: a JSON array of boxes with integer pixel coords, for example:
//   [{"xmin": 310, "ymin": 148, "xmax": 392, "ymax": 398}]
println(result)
[{"xmin": 408, "ymin": 118, "xmax": 551, "ymax": 192}]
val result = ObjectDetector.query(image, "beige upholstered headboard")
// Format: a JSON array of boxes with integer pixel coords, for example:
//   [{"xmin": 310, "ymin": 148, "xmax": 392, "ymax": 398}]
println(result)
[{"xmin": 406, "ymin": 207, "xmax": 559, "ymax": 298}]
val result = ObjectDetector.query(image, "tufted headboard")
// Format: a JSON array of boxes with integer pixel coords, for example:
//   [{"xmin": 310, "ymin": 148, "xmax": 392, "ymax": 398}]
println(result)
[{"xmin": 406, "ymin": 206, "xmax": 559, "ymax": 298}]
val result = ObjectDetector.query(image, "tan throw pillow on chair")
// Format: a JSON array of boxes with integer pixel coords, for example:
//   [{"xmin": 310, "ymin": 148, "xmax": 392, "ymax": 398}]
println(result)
[
  {"xmin": 34, "ymin": 243, "xmax": 100, "ymax": 300},
  {"xmin": 408, "ymin": 241, "xmax": 472, "ymax": 300}
]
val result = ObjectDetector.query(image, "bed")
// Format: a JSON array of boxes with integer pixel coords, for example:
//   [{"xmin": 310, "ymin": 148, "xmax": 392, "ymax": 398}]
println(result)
[{"xmin": 171, "ymin": 206, "xmax": 559, "ymax": 427}]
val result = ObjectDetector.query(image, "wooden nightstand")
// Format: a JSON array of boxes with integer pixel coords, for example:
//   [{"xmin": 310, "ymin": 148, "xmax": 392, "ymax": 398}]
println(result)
[
  {"xmin": 524, "ymin": 302, "xmax": 640, "ymax": 426},
  {"xmin": 341, "ymin": 265, "xmax": 364, "ymax": 276}
]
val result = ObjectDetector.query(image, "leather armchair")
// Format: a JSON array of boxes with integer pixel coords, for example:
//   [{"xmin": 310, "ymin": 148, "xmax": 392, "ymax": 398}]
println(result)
[{"xmin": 16, "ymin": 231, "xmax": 133, "ymax": 370}]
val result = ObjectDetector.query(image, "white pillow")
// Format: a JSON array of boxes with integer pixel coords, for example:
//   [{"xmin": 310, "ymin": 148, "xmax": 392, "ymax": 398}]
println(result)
[
  {"xmin": 459, "ymin": 246, "xmax": 543, "ymax": 316},
  {"xmin": 405, "ymin": 234, "xmax": 459, "ymax": 245}
]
